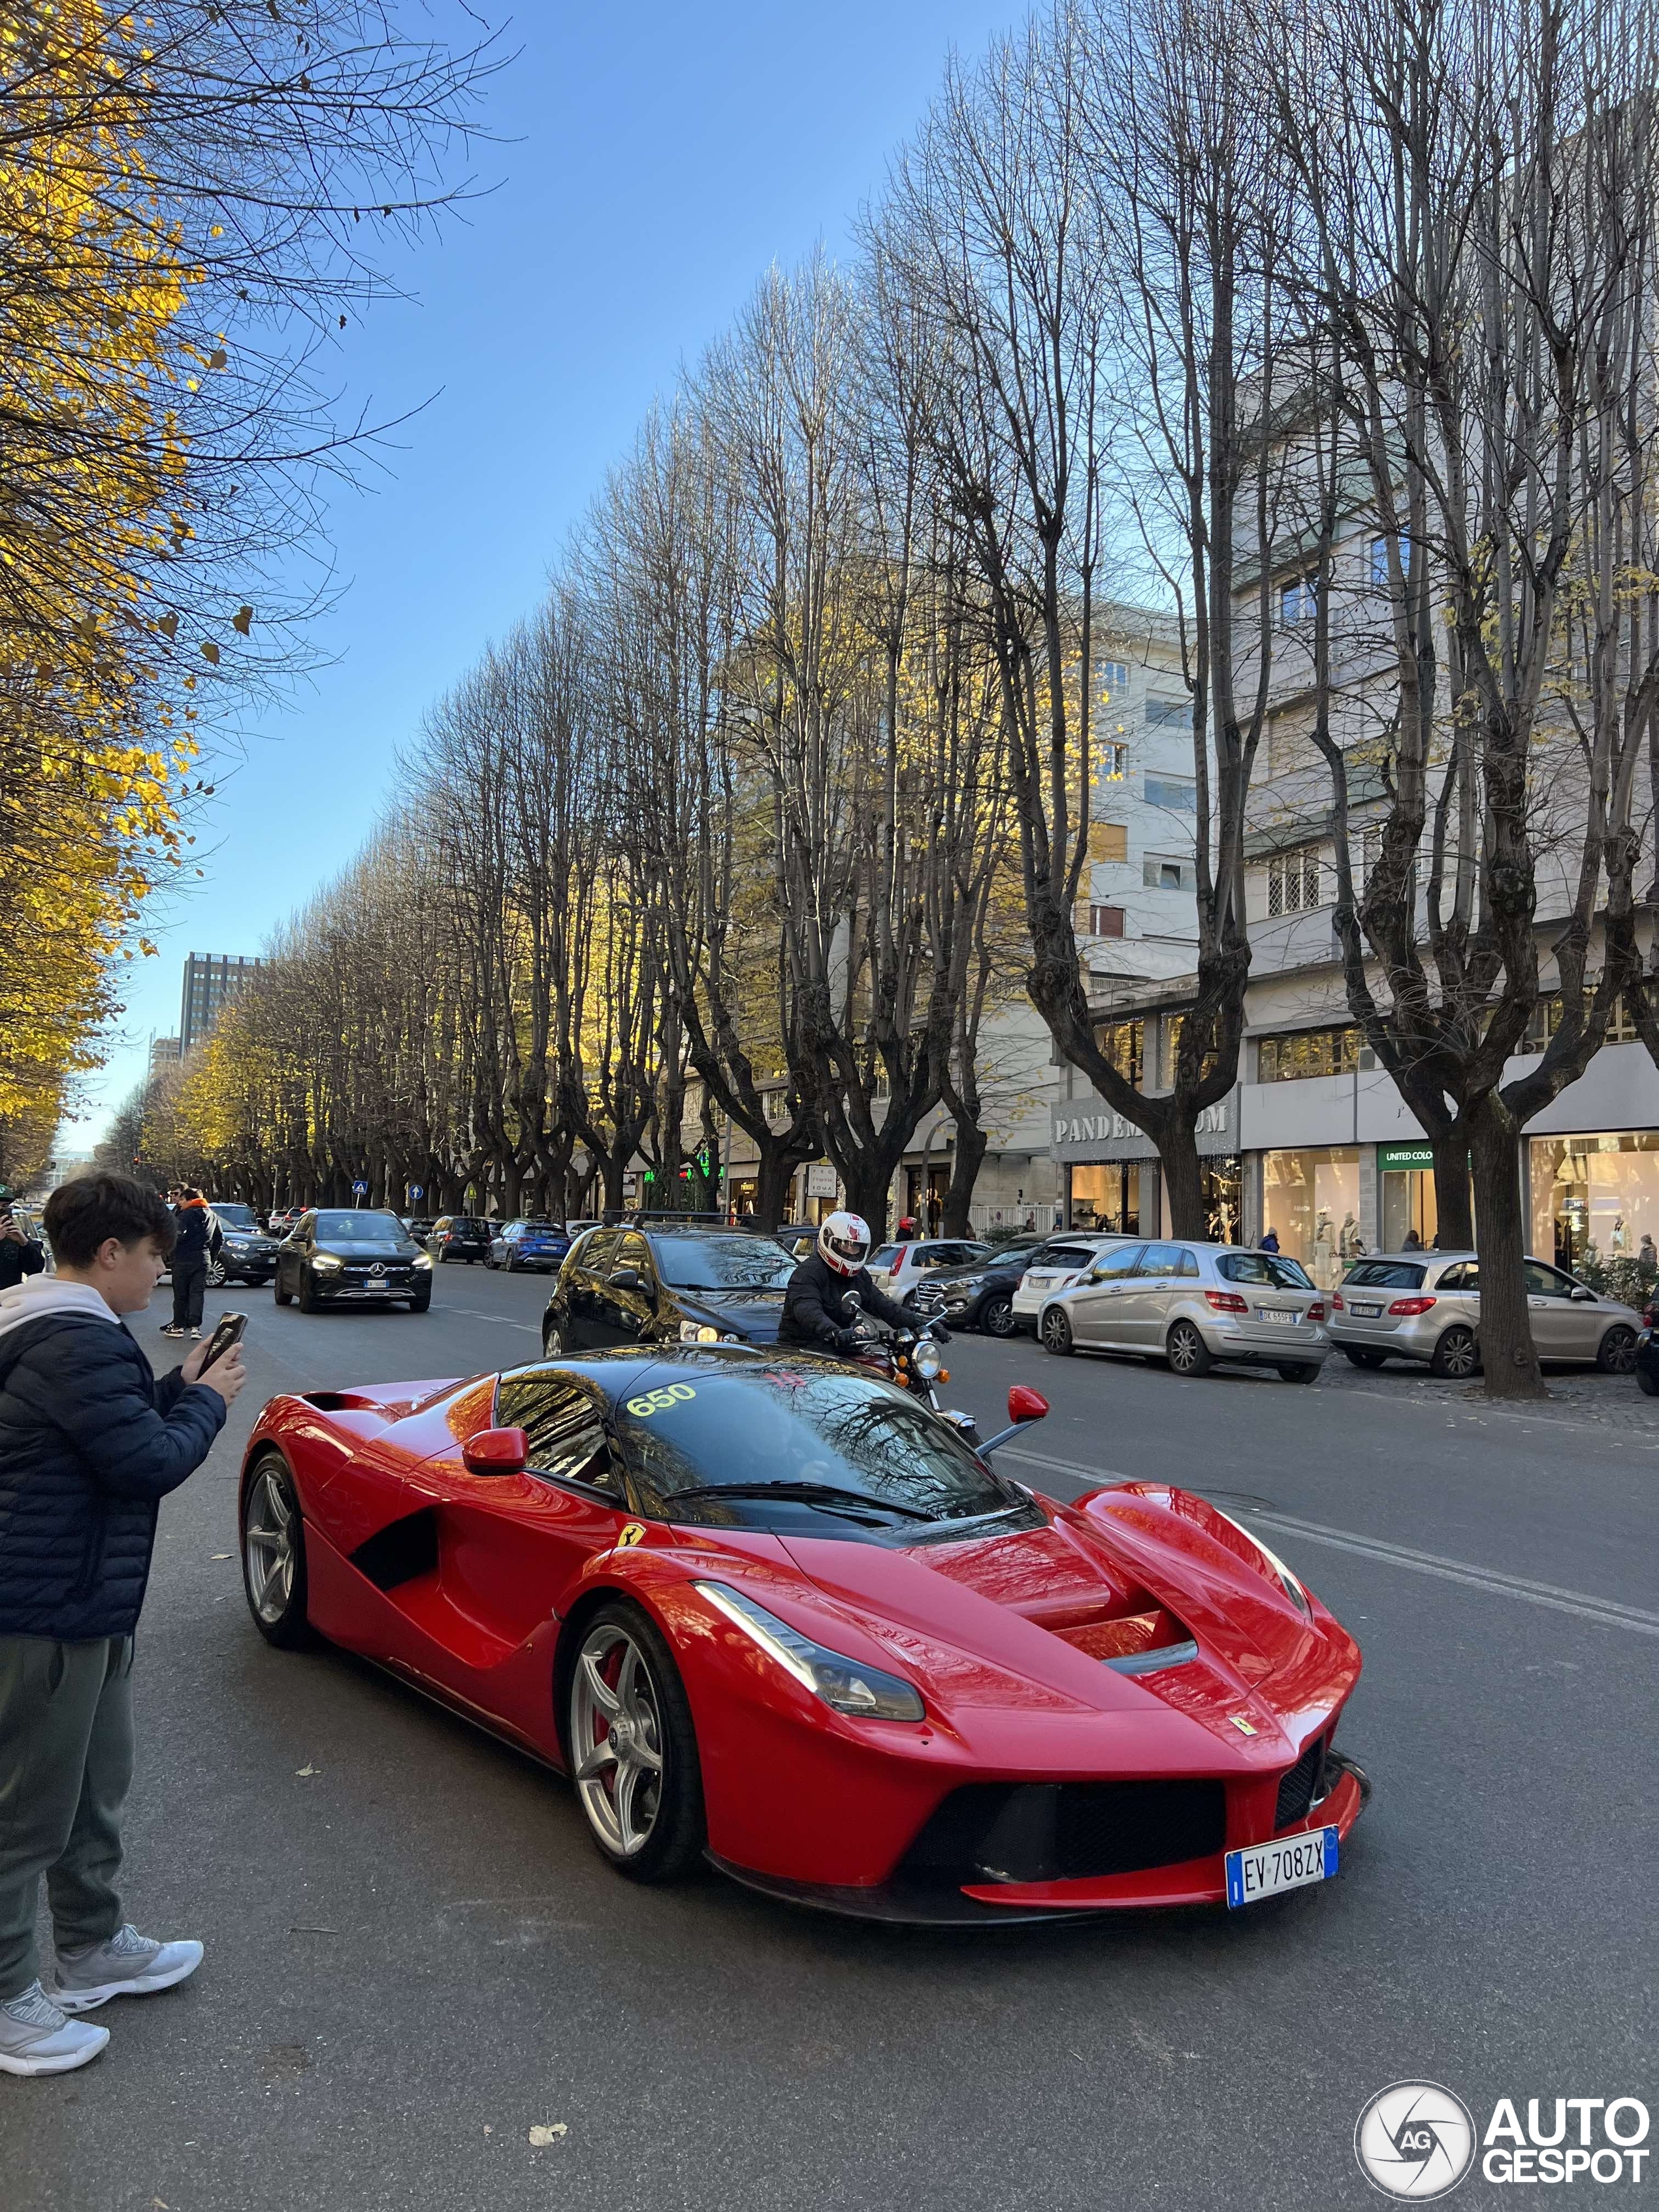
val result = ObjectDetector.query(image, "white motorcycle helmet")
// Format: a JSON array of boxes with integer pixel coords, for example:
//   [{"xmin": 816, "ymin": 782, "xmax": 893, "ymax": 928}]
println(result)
[{"xmin": 817, "ymin": 1210, "xmax": 872, "ymax": 1276}]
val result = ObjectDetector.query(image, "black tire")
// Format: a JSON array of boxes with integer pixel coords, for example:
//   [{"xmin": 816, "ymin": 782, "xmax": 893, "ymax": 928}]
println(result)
[
  {"xmin": 1597, "ymin": 1324, "xmax": 1638, "ymax": 1375},
  {"xmin": 543, "ymin": 1320, "xmax": 566, "ymax": 1358},
  {"xmin": 564, "ymin": 1598, "xmax": 705, "ymax": 1883},
  {"xmin": 1277, "ymin": 1362, "xmax": 1319, "ymax": 1385},
  {"xmin": 1637, "ymin": 1364, "xmax": 1659, "ymax": 1396},
  {"xmin": 503, "ymin": 1251, "xmax": 516, "ymax": 1274},
  {"xmin": 240, "ymin": 1453, "xmax": 314, "ymax": 1649},
  {"xmin": 1039, "ymin": 1306, "xmax": 1073, "ymax": 1356},
  {"xmin": 274, "ymin": 1274, "xmax": 293, "ymax": 1308},
  {"xmin": 408, "ymin": 1292, "xmax": 432, "ymax": 1313},
  {"xmin": 1343, "ymin": 1345, "xmax": 1387, "ymax": 1369},
  {"xmin": 981, "ymin": 1294, "xmax": 1015, "ymax": 1338},
  {"xmin": 1429, "ymin": 1324, "xmax": 1478, "ymax": 1379},
  {"xmin": 1166, "ymin": 1318, "xmax": 1214, "ymax": 1378},
  {"xmin": 297, "ymin": 1270, "xmax": 323, "ymax": 1315}
]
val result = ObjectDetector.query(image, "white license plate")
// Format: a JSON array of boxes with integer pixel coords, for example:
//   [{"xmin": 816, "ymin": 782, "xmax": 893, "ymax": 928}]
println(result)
[
  {"xmin": 1348, "ymin": 1301, "xmax": 1382, "ymax": 1318},
  {"xmin": 1257, "ymin": 1307, "xmax": 1301, "ymax": 1325},
  {"xmin": 1226, "ymin": 1826, "xmax": 1338, "ymax": 1907}
]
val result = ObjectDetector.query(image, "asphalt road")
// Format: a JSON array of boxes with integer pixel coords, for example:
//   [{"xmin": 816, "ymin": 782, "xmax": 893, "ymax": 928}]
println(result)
[{"xmin": 5, "ymin": 1260, "xmax": 1656, "ymax": 2211}]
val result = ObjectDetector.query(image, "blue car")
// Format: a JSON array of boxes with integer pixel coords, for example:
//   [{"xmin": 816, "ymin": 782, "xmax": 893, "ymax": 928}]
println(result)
[{"xmin": 487, "ymin": 1218, "xmax": 572, "ymax": 1273}]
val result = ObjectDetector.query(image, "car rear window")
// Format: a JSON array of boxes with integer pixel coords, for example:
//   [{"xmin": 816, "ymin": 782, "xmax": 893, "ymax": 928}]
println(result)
[
  {"xmin": 868, "ymin": 1245, "xmax": 899, "ymax": 1270},
  {"xmin": 1344, "ymin": 1260, "xmax": 1426, "ymax": 1289},
  {"xmin": 1216, "ymin": 1252, "xmax": 1316, "ymax": 1290}
]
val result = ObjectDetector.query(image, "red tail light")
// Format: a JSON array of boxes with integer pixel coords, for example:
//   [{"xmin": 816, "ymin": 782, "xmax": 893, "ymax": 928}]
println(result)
[
  {"xmin": 1306, "ymin": 1302, "xmax": 1326, "ymax": 1322},
  {"xmin": 1388, "ymin": 1295, "xmax": 1438, "ymax": 1317},
  {"xmin": 1330, "ymin": 1291, "xmax": 1344, "ymax": 1310},
  {"xmin": 1205, "ymin": 1289, "xmax": 1249, "ymax": 1313}
]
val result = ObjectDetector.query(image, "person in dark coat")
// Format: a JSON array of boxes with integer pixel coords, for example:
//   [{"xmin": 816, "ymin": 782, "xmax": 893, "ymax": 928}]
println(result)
[
  {"xmin": 779, "ymin": 1211, "xmax": 933, "ymax": 1350},
  {"xmin": 161, "ymin": 1188, "xmax": 215, "ymax": 1339},
  {"xmin": 0, "ymin": 1206, "xmax": 45, "ymax": 1292},
  {"xmin": 0, "ymin": 1174, "xmax": 246, "ymax": 2077}
]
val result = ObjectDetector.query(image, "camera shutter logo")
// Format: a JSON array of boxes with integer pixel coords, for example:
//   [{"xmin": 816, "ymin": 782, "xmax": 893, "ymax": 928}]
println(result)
[{"xmin": 1355, "ymin": 2083, "xmax": 1476, "ymax": 2200}]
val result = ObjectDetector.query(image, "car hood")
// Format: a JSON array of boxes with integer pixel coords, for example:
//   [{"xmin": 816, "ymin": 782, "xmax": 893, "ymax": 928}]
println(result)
[
  {"xmin": 314, "ymin": 1240, "xmax": 421, "ymax": 1259},
  {"xmin": 672, "ymin": 1288, "xmax": 786, "ymax": 1342},
  {"xmin": 915, "ymin": 1260, "xmax": 1016, "ymax": 1290}
]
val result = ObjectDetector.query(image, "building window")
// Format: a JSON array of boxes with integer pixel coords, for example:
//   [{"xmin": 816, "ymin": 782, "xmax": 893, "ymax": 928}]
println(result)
[
  {"xmin": 1144, "ymin": 773, "xmax": 1197, "ymax": 812},
  {"xmin": 1370, "ymin": 534, "xmax": 1412, "ymax": 589},
  {"xmin": 1280, "ymin": 574, "xmax": 1319, "ymax": 626},
  {"xmin": 1610, "ymin": 993, "xmax": 1641, "ymax": 1044},
  {"xmin": 1097, "ymin": 1019, "xmax": 1144, "ymax": 1086},
  {"xmin": 1072, "ymin": 902, "xmax": 1126, "ymax": 939},
  {"xmin": 1144, "ymin": 856, "xmax": 1191, "ymax": 891},
  {"xmin": 1088, "ymin": 820, "xmax": 1128, "ymax": 863},
  {"xmin": 1095, "ymin": 658, "xmax": 1131, "ymax": 696},
  {"xmin": 1266, "ymin": 844, "xmax": 1323, "ymax": 917},
  {"xmin": 1102, "ymin": 741, "xmax": 1127, "ymax": 781},
  {"xmin": 1071, "ymin": 1163, "xmax": 1140, "ymax": 1234},
  {"xmin": 1256, "ymin": 1025, "xmax": 1362, "ymax": 1083},
  {"xmin": 1145, "ymin": 697, "xmax": 1193, "ymax": 730},
  {"xmin": 1522, "ymin": 995, "xmax": 1562, "ymax": 1053}
]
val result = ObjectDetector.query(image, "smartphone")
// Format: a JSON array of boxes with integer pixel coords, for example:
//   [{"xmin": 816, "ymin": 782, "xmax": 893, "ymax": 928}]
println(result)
[{"xmin": 201, "ymin": 1311, "xmax": 248, "ymax": 1369}]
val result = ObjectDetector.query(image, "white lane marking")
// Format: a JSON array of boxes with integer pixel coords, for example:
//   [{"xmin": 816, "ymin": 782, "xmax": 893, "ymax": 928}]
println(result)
[
  {"xmin": 436, "ymin": 1308, "xmax": 540, "ymax": 1333},
  {"xmin": 1005, "ymin": 1447, "xmax": 1659, "ymax": 1639},
  {"xmin": 1001, "ymin": 1445, "xmax": 1133, "ymax": 1483}
]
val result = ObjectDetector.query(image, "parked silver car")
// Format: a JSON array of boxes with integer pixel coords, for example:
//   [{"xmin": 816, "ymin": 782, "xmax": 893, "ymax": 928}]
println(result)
[
  {"xmin": 1010, "ymin": 1233, "xmax": 1137, "ymax": 1331},
  {"xmin": 1329, "ymin": 1251, "xmax": 1641, "ymax": 1377},
  {"xmin": 1037, "ymin": 1240, "xmax": 1331, "ymax": 1383}
]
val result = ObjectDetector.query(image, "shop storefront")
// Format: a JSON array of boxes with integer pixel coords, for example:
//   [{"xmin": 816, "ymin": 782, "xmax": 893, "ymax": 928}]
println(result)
[
  {"xmin": 1069, "ymin": 1162, "xmax": 1143, "ymax": 1234},
  {"xmin": 1261, "ymin": 1145, "xmax": 1365, "ymax": 1288},
  {"xmin": 1052, "ymin": 1091, "xmax": 1238, "ymax": 1240},
  {"xmin": 1530, "ymin": 1130, "xmax": 1659, "ymax": 1272},
  {"xmin": 1377, "ymin": 1142, "xmax": 1440, "ymax": 1253}
]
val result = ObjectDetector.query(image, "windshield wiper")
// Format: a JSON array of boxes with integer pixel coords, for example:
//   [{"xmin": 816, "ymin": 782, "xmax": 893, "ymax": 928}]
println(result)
[{"xmin": 665, "ymin": 1481, "xmax": 933, "ymax": 1524}]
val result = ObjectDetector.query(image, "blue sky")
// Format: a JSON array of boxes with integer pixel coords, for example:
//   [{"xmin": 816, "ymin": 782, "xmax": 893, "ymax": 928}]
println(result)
[{"xmin": 67, "ymin": 0, "xmax": 1024, "ymax": 1146}]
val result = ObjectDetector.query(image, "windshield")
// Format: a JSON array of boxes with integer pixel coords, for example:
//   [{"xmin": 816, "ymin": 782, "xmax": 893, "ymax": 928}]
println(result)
[
  {"xmin": 212, "ymin": 1204, "xmax": 255, "ymax": 1228},
  {"xmin": 1216, "ymin": 1251, "xmax": 1316, "ymax": 1290},
  {"xmin": 614, "ymin": 1367, "xmax": 1014, "ymax": 1526},
  {"xmin": 313, "ymin": 1211, "xmax": 408, "ymax": 1241},
  {"xmin": 1345, "ymin": 1259, "xmax": 1426, "ymax": 1289},
  {"xmin": 651, "ymin": 1236, "xmax": 796, "ymax": 1290}
]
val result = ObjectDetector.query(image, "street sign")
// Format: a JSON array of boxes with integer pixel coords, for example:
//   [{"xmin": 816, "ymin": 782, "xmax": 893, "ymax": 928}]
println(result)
[
  {"xmin": 352, "ymin": 1180, "xmax": 368, "ymax": 1194},
  {"xmin": 410, "ymin": 1183, "xmax": 424, "ymax": 1198},
  {"xmin": 806, "ymin": 1163, "xmax": 837, "ymax": 1198}
]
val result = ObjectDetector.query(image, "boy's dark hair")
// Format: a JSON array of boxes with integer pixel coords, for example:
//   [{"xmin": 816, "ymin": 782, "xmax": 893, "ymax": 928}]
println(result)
[{"xmin": 44, "ymin": 1174, "xmax": 176, "ymax": 1266}]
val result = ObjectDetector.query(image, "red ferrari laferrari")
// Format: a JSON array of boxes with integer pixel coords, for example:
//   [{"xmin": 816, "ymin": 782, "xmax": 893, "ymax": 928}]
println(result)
[{"xmin": 238, "ymin": 1345, "xmax": 1368, "ymax": 1921}]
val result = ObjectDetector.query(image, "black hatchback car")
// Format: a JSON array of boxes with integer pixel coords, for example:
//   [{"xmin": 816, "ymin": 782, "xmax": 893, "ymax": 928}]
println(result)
[
  {"xmin": 902, "ymin": 1240, "xmax": 1048, "ymax": 1336},
  {"xmin": 273, "ymin": 1209, "xmax": 434, "ymax": 1313},
  {"xmin": 428, "ymin": 1215, "xmax": 492, "ymax": 1264},
  {"xmin": 541, "ymin": 1226, "xmax": 796, "ymax": 1356}
]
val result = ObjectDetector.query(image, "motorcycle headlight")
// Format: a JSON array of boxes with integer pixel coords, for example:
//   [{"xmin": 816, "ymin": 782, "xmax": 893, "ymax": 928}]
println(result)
[
  {"xmin": 311, "ymin": 1253, "xmax": 343, "ymax": 1274},
  {"xmin": 695, "ymin": 1582, "xmax": 925, "ymax": 1721},
  {"xmin": 677, "ymin": 1321, "xmax": 718, "ymax": 1343},
  {"xmin": 412, "ymin": 1253, "xmax": 434, "ymax": 1270},
  {"xmin": 910, "ymin": 1339, "xmax": 944, "ymax": 1381}
]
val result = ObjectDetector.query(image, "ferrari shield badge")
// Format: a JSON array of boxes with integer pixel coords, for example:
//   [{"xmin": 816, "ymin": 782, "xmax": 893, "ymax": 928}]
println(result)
[
  {"xmin": 617, "ymin": 1523, "xmax": 647, "ymax": 1548},
  {"xmin": 1229, "ymin": 1715, "xmax": 1259, "ymax": 1736}
]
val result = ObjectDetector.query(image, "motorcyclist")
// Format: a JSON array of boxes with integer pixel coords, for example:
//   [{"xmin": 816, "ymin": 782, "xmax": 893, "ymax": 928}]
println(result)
[{"xmin": 779, "ymin": 1211, "xmax": 948, "ymax": 1353}]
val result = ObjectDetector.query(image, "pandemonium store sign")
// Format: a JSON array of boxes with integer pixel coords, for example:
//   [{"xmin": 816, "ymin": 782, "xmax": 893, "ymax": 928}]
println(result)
[{"xmin": 1050, "ymin": 1089, "xmax": 1238, "ymax": 1163}]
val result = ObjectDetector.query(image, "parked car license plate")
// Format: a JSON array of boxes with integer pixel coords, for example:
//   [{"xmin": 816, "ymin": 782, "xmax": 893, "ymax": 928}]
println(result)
[
  {"xmin": 1225, "ymin": 1826, "xmax": 1338, "ymax": 1907},
  {"xmin": 1257, "ymin": 1306, "xmax": 1301, "ymax": 1324},
  {"xmin": 1348, "ymin": 1300, "xmax": 1382, "ymax": 1317}
]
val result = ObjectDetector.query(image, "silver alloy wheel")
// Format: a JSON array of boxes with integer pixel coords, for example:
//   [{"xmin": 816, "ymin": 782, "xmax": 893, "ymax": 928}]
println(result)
[
  {"xmin": 543, "ymin": 1323, "xmax": 564, "ymax": 1356},
  {"xmin": 1168, "ymin": 1321, "xmax": 1204, "ymax": 1375},
  {"xmin": 1600, "ymin": 1324, "xmax": 1638, "ymax": 1375},
  {"xmin": 570, "ymin": 1623, "xmax": 665, "ymax": 1858},
  {"xmin": 983, "ymin": 1296, "xmax": 1014, "ymax": 1337},
  {"xmin": 1039, "ymin": 1307, "xmax": 1071, "ymax": 1353},
  {"xmin": 1434, "ymin": 1326, "xmax": 1478, "ymax": 1379},
  {"xmin": 244, "ymin": 1466, "xmax": 297, "ymax": 1626},
  {"xmin": 207, "ymin": 1257, "xmax": 227, "ymax": 1287}
]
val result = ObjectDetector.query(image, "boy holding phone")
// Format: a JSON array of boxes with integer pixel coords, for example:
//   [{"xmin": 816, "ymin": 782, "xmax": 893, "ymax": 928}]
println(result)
[{"xmin": 0, "ymin": 1174, "xmax": 246, "ymax": 2076}]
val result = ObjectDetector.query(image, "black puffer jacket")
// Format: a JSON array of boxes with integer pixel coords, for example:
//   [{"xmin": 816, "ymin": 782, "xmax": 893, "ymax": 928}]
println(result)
[
  {"xmin": 0, "ymin": 1298, "xmax": 225, "ymax": 1638},
  {"xmin": 779, "ymin": 1251, "xmax": 912, "ymax": 1348}
]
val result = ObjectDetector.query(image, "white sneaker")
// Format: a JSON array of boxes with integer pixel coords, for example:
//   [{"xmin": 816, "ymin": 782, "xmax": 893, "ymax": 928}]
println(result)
[
  {"xmin": 54, "ymin": 1924, "xmax": 204, "ymax": 2012},
  {"xmin": 0, "ymin": 1981, "xmax": 110, "ymax": 2076}
]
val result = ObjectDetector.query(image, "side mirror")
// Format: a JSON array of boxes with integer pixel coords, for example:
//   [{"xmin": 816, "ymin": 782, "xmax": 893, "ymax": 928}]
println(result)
[
  {"xmin": 844, "ymin": 1289, "xmax": 863, "ymax": 1311},
  {"xmin": 462, "ymin": 1426, "xmax": 529, "ymax": 1475},
  {"xmin": 607, "ymin": 1268, "xmax": 647, "ymax": 1292},
  {"xmin": 1570, "ymin": 1285, "xmax": 1596, "ymax": 1301},
  {"xmin": 1008, "ymin": 1385, "xmax": 1050, "ymax": 1425}
]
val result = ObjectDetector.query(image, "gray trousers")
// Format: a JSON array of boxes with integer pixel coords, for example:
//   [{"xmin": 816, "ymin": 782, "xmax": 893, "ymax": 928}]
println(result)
[{"xmin": 0, "ymin": 1635, "xmax": 133, "ymax": 1999}]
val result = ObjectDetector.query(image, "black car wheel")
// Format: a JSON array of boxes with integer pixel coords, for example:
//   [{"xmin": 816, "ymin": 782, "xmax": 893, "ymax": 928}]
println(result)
[
  {"xmin": 543, "ymin": 1321, "xmax": 566, "ymax": 1356},
  {"xmin": 1277, "ymin": 1362, "xmax": 1319, "ymax": 1385},
  {"xmin": 1166, "ymin": 1318, "xmax": 1213, "ymax": 1377},
  {"xmin": 1039, "ymin": 1306, "xmax": 1073, "ymax": 1356},
  {"xmin": 274, "ymin": 1271, "xmax": 293, "ymax": 1308},
  {"xmin": 297, "ymin": 1270, "xmax": 325, "ymax": 1315},
  {"xmin": 981, "ymin": 1294, "xmax": 1015, "ymax": 1338},
  {"xmin": 564, "ymin": 1599, "xmax": 705, "ymax": 1883},
  {"xmin": 1598, "ymin": 1324, "xmax": 1638, "ymax": 1375},
  {"xmin": 1429, "ymin": 1324, "xmax": 1478, "ymax": 1379},
  {"xmin": 1637, "ymin": 1363, "xmax": 1659, "ymax": 1397},
  {"xmin": 240, "ymin": 1454, "xmax": 314, "ymax": 1649},
  {"xmin": 409, "ymin": 1290, "xmax": 432, "ymax": 1313},
  {"xmin": 503, "ymin": 1251, "xmax": 516, "ymax": 1273},
  {"xmin": 1343, "ymin": 1346, "xmax": 1386, "ymax": 1369}
]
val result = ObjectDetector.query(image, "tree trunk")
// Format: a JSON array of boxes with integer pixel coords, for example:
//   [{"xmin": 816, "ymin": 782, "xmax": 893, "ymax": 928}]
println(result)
[
  {"xmin": 841, "ymin": 1162, "xmax": 894, "ymax": 1242},
  {"xmin": 1432, "ymin": 1134, "xmax": 1474, "ymax": 1251},
  {"xmin": 942, "ymin": 1123, "xmax": 987, "ymax": 1236},
  {"xmin": 1467, "ymin": 1098, "xmax": 1545, "ymax": 1401},
  {"xmin": 1159, "ymin": 1127, "xmax": 1206, "ymax": 1238}
]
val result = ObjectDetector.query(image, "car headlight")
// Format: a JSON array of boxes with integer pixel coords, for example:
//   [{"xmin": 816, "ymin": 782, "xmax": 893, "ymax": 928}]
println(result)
[
  {"xmin": 311, "ymin": 1254, "xmax": 343, "ymax": 1274},
  {"xmin": 412, "ymin": 1253, "xmax": 434, "ymax": 1270},
  {"xmin": 694, "ymin": 1582, "xmax": 925, "ymax": 1721},
  {"xmin": 910, "ymin": 1339, "xmax": 944, "ymax": 1380},
  {"xmin": 1208, "ymin": 1505, "xmax": 1312, "ymax": 1616},
  {"xmin": 677, "ymin": 1321, "xmax": 718, "ymax": 1343}
]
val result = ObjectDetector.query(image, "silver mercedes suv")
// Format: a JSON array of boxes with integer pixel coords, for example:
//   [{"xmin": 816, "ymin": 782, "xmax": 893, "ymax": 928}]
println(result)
[
  {"xmin": 1328, "ymin": 1251, "xmax": 1641, "ymax": 1377},
  {"xmin": 1037, "ymin": 1240, "xmax": 1332, "ymax": 1383}
]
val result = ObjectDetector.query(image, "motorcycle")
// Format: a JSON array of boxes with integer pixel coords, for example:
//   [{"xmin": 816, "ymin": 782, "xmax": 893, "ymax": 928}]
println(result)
[{"xmin": 838, "ymin": 1292, "xmax": 980, "ymax": 1445}]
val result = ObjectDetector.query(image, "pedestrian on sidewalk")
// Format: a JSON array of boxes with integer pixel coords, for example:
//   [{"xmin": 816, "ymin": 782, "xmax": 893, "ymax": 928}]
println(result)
[
  {"xmin": 162, "ymin": 1187, "xmax": 214, "ymax": 1339},
  {"xmin": 0, "ymin": 1173, "xmax": 246, "ymax": 2077},
  {"xmin": 0, "ymin": 1206, "xmax": 44, "ymax": 1292}
]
